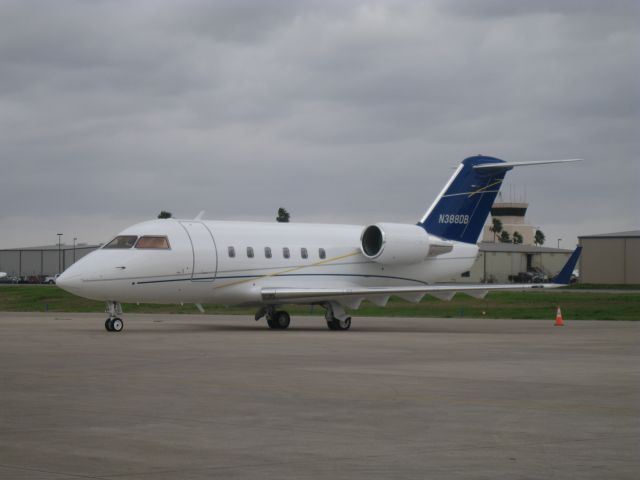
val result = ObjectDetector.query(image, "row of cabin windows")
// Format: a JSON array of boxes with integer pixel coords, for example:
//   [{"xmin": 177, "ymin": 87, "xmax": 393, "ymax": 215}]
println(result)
[{"xmin": 228, "ymin": 246, "xmax": 326, "ymax": 260}]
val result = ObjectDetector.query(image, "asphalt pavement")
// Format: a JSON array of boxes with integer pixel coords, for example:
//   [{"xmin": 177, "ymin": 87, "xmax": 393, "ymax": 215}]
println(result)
[{"xmin": 0, "ymin": 313, "xmax": 638, "ymax": 479}]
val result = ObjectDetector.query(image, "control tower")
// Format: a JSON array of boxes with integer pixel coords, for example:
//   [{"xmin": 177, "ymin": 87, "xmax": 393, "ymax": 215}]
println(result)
[{"xmin": 482, "ymin": 202, "xmax": 535, "ymax": 244}]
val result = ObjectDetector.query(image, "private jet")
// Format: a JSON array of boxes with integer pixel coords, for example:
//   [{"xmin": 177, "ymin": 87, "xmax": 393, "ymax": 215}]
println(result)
[{"xmin": 57, "ymin": 155, "xmax": 581, "ymax": 332}]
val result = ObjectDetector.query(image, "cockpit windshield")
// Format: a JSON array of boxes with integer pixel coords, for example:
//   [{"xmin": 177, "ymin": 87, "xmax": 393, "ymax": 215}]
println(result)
[
  {"xmin": 135, "ymin": 236, "xmax": 170, "ymax": 249},
  {"xmin": 103, "ymin": 235, "xmax": 138, "ymax": 249}
]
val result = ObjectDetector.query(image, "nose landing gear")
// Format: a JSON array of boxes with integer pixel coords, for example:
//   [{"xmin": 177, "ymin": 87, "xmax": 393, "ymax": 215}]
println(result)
[{"xmin": 104, "ymin": 301, "xmax": 124, "ymax": 332}]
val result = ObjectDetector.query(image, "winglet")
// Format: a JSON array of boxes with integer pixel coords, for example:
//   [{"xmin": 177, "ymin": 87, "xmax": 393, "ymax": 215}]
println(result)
[{"xmin": 553, "ymin": 246, "xmax": 582, "ymax": 284}]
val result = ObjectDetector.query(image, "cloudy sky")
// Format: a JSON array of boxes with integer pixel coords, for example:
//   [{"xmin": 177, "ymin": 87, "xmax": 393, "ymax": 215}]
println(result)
[{"xmin": 1, "ymin": 0, "xmax": 638, "ymax": 249}]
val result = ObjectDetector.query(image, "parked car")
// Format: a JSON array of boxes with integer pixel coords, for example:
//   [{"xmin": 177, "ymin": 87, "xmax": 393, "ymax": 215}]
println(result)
[
  {"xmin": 0, "ymin": 274, "xmax": 20, "ymax": 284},
  {"xmin": 509, "ymin": 268, "xmax": 549, "ymax": 284},
  {"xmin": 43, "ymin": 274, "xmax": 60, "ymax": 284},
  {"xmin": 529, "ymin": 267, "xmax": 549, "ymax": 283}
]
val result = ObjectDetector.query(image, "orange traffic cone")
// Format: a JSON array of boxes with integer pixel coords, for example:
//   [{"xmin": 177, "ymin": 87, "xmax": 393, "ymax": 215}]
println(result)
[{"xmin": 554, "ymin": 306, "xmax": 564, "ymax": 327}]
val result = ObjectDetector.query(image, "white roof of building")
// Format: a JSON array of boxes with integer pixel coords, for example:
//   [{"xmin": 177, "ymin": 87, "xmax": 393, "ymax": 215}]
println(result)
[{"xmin": 578, "ymin": 230, "xmax": 640, "ymax": 239}]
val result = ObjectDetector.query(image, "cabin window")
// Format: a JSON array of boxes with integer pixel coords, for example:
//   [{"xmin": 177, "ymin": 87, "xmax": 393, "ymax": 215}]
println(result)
[
  {"xmin": 104, "ymin": 235, "xmax": 138, "ymax": 249},
  {"xmin": 283, "ymin": 247, "xmax": 290, "ymax": 259},
  {"xmin": 228, "ymin": 246, "xmax": 236, "ymax": 258},
  {"xmin": 247, "ymin": 246, "xmax": 254, "ymax": 258},
  {"xmin": 135, "ymin": 236, "xmax": 170, "ymax": 250},
  {"xmin": 265, "ymin": 247, "xmax": 272, "ymax": 258},
  {"xmin": 319, "ymin": 248, "xmax": 326, "ymax": 259},
  {"xmin": 301, "ymin": 247, "xmax": 308, "ymax": 259}
]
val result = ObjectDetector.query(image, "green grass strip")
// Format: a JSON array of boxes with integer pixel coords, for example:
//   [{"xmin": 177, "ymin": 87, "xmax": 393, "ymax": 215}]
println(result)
[{"xmin": 1, "ymin": 285, "xmax": 638, "ymax": 320}]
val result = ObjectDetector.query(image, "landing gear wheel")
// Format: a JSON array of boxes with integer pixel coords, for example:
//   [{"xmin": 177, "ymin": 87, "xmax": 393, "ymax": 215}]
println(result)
[
  {"xmin": 267, "ymin": 311, "xmax": 290, "ymax": 329},
  {"xmin": 274, "ymin": 311, "xmax": 290, "ymax": 329},
  {"xmin": 326, "ymin": 317, "xmax": 351, "ymax": 331},
  {"xmin": 110, "ymin": 317, "xmax": 124, "ymax": 332},
  {"xmin": 105, "ymin": 319, "xmax": 113, "ymax": 332}
]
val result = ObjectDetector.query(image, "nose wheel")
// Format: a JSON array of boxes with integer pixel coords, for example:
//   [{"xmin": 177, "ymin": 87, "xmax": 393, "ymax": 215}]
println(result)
[{"xmin": 104, "ymin": 301, "xmax": 124, "ymax": 333}]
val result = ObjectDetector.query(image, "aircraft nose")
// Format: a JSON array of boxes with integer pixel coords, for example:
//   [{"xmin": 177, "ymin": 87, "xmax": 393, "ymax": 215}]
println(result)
[{"xmin": 56, "ymin": 270, "xmax": 83, "ymax": 293}]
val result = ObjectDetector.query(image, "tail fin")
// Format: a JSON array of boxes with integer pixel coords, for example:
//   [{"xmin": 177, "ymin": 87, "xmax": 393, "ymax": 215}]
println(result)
[
  {"xmin": 418, "ymin": 156, "xmax": 581, "ymax": 244},
  {"xmin": 552, "ymin": 246, "xmax": 582, "ymax": 284},
  {"xmin": 419, "ymin": 155, "xmax": 510, "ymax": 244}
]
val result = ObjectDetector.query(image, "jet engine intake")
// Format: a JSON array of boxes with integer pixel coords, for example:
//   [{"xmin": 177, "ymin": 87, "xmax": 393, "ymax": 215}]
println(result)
[
  {"xmin": 361, "ymin": 223, "xmax": 429, "ymax": 264},
  {"xmin": 360, "ymin": 223, "xmax": 453, "ymax": 265}
]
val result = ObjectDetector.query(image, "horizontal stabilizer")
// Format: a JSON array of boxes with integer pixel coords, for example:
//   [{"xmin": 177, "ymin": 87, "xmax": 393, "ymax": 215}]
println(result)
[{"xmin": 473, "ymin": 159, "xmax": 582, "ymax": 170}]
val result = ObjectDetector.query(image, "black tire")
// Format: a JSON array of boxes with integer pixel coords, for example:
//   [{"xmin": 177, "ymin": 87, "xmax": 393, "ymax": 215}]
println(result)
[
  {"xmin": 339, "ymin": 317, "xmax": 352, "ymax": 330},
  {"xmin": 111, "ymin": 317, "xmax": 124, "ymax": 332},
  {"xmin": 275, "ymin": 311, "xmax": 290, "ymax": 329},
  {"xmin": 326, "ymin": 319, "xmax": 338, "ymax": 330},
  {"xmin": 105, "ymin": 319, "xmax": 113, "ymax": 332},
  {"xmin": 327, "ymin": 317, "xmax": 351, "ymax": 331},
  {"xmin": 266, "ymin": 316, "xmax": 279, "ymax": 329}
]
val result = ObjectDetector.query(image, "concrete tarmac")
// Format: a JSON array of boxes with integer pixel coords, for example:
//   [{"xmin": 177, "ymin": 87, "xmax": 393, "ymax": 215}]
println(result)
[{"xmin": 0, "ymin": 313, "xmax": 638, "ymax": 479}]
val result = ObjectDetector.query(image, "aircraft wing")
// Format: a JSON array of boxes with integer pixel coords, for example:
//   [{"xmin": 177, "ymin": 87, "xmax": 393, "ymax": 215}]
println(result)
[
  {"xmin": 261, "ymin": 246, "xmax": 581, "ymax": 309},
  {"xmin": 262, "ymin": 282, "xmax": 559, "ymax": 308}
]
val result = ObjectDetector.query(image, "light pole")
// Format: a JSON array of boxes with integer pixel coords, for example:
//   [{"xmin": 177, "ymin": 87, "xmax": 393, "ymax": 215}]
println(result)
[
  {"xmin": 73, "ymin": 237, "xmax": 77, "ymax": 263},
  {"xmin": 57, "ymin": 233, "xmax": 63, "ymax": 274},
  {"xmin": 557, "ymin": 238, "xmax": 562, "ymax": 249}
]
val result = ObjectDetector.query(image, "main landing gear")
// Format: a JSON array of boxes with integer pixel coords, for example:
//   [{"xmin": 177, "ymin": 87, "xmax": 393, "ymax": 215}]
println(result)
[
  {"xmin": 323, "ymin": 302, "xmax": 351, "ymax": 331},
  {"xmin": 267, "ymin": 310, "xmax": 291, "ymax": 330},
  {"xmin": 255, "ymin": 306, "xmax": 290, "ymax": 329},
  {"xmin": 254, "ymin": 303, "xmax": 352, "ymax": 331},
  {"xmin": 104, "ymin": 301, "xmax": 124, "ymax": 332}
]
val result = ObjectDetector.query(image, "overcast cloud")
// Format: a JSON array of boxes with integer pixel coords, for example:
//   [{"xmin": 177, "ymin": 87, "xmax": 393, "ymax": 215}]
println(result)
[{"xmin": 1, "ymin": 0, "xmax": 638, "ymax": 248}]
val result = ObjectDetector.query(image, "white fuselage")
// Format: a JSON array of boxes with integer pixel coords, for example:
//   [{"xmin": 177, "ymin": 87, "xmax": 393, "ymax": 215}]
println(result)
[{"xmin": 58, "ymin": 219, "xmax": 478, "ymax": 306}]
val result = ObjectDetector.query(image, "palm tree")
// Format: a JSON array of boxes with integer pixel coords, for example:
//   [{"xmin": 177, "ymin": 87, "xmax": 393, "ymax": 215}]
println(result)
[
  {"xmin": 534, "ymin": 229, "xmax": 545, "ymax": 246},
  {"xmin": 499, "ymin": 231, "xmax": 511, "ymax": 243},
  {"xmin": 512, "ymin": 231, "xmax": 523, "ymax": 244},
  {"xmin": 157, "ymin": 211, "xmax": 172, "ymax": 219},
  {"xmin": 489, "ymin": 218, "xmax": 503, "ymax": 242}
]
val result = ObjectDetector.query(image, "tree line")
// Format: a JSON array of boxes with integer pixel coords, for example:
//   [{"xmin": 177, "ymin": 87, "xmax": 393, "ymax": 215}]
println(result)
[{"xmin": 490, "ymin": 218, "xmax": 545, "ymax": 245}]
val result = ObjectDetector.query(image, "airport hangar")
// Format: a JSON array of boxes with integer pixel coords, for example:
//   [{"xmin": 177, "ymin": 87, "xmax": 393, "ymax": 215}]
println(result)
[
  {"xmin": 578, "ymin": 230, "xmax": 640, "ymax": 284},
  {"xmin": 0, "ymin": 243, "xmax": 98, "ymax": 280}
]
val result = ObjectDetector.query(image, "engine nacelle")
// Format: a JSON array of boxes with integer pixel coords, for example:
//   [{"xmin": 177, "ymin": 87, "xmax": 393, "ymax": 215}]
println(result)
[{"xmin": 360, "ymin": 223, "xmax": 453, "ymax": 265}]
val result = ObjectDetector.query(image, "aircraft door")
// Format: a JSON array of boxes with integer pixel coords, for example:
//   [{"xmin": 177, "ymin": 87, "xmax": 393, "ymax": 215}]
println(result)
[{"xmin": 180, "ymin": 222, "xmax": 217, "ymax": 281}]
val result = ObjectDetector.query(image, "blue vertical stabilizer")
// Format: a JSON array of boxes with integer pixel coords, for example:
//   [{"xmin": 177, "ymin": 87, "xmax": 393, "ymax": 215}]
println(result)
[{"xmin": 419, "ymin": 156, "xmax": 512, "ymax": 244}]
